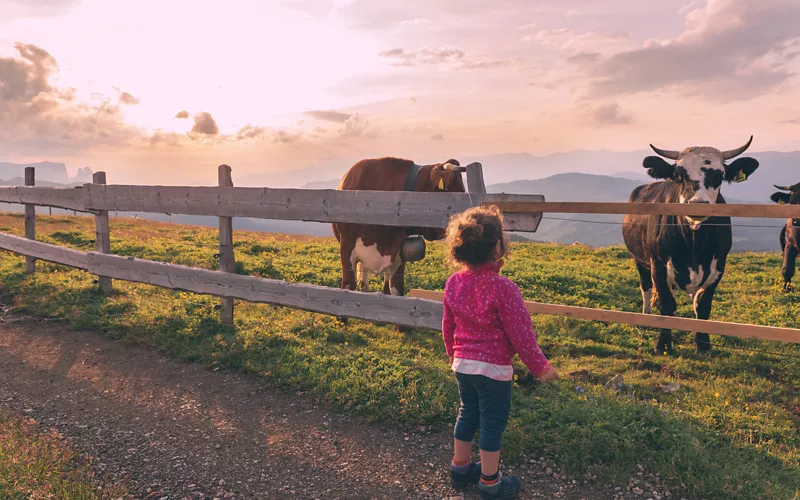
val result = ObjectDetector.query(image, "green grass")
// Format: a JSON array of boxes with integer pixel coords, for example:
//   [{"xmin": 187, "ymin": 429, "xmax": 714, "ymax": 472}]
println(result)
[
  {"xmin": 0, "ymin": 213, "xmax": 798, "ymax": 499},
  {"xmin": 0, "ymin": 410, "xmax": 125, "ymax": 499}
]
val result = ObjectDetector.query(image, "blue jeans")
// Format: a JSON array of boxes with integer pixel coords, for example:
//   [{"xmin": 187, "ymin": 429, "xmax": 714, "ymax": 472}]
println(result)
[{"xmin": 453, "ymin": 371, "xmax": 512, "ymax": 453}]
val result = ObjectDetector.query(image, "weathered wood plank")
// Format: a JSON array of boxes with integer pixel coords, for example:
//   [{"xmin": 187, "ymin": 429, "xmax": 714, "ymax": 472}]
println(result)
[
  {"xmin": 82, "ymin": 184, "xmax": 545, "ymax": 231},
  {"xmin": 466, "ymin": 162, "xmax": 487, "ymax": 195},
  {"xmin": 410, "ymin": 290, "xmax": 800, "ymax": 344},
  {"xmin": 218, "ymin": 165, "xmax": 235, "ymax": 325},
  {"xmin": 0, "ymin": 186, "xmax": 87, "ymax": 212},
  {"xmin": 24, "ymin": 168, "xmax": 35, "ymax": 274},
  {"xmin": 86, "ymin": 253, "xmax": 443, "ymax": 329},
  {"xmin": 0, "ymin": 232, "xmax": 89, "ymax": 270},
  {"xmin": 487, "ymin": 201, "xmax": 800, "ymax": 219},
  {"xmin": 93, "ymin": 172, "xmax": 112, "ymax": 293}
]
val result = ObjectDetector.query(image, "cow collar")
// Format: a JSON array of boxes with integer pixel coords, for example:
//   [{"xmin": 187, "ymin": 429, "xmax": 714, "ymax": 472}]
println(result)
[{"xmin": 403, "ymin": 164, "xmax": 424, "ymax": 191}]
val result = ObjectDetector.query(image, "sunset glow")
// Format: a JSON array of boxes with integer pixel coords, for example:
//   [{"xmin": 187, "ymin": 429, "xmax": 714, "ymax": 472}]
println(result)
[{"xmin": 1, "ymin": 0, "xmax": 799, "ymax": 185}]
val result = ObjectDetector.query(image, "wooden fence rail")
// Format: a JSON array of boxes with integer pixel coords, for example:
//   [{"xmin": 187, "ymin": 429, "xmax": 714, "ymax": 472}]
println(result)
[
  {"xmin": 0, "ymin": 232, "xmax": 442, "ymax": 330},
  {"xmin": 2, "ymin": 186, "xmax": 800, "ymax": 225},
  {"xmin": 82, "ymin": 185, "xmax": 547, "ymax": 231},
  {"xmin": 487, "ymin": 201, "xmax": 800, "ymax": 219},
  {"xmin": 1, "ymin": 163, "xmax": 799, "ymax": 347},
  {"xmin": 409, "ymin": 290, "xmax": 800, "ymax": 345},
  {"xmin": 0, "ymin": 185, "xmax": 87, "ymax": 212},
  {"xmin": 1, "ymin": 230, "xmax": 798, "ymax": 343}
]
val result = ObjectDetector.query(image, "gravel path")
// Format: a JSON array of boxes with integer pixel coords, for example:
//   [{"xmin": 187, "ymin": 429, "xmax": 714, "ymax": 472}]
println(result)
[{"xmin": 0, "ymin": 318, "xmax": 666, "ymax": 499}]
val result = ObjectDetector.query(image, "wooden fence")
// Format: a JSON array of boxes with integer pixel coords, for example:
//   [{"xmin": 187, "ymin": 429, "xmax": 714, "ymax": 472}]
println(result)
[{"xmin": 1, "ymin": 164, "xmax": 799, "ymax": 345}]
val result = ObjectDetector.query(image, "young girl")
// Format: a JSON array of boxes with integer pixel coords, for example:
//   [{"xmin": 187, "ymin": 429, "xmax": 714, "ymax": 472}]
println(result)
[{"xmin": 442, "ymin": 205, "xmax": 558, "ymax": 499}]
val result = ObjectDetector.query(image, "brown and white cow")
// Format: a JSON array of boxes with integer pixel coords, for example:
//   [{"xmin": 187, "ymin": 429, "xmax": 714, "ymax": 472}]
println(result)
[
  {"xmin": 771, "ymin": 182, "xmax": 800, "ymax": 292},
  {"xmin": 332, "ymin": 157, "xmax": 466, "ymax": 325}
]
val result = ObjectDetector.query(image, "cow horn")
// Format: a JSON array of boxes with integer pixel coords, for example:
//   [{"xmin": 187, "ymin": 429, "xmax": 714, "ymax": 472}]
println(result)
[
  {"xmin": 721, "ymin": 135, "xmax": 753, "ymax": 160},
  {"xmin": 443, "ymin": 163, "xmax": 466, "ymax": 172},
  {"xmin": 774, "ymin": 184, "xmax": 792, "ymax": 191},
  {"xmin": 649, "ymin": 144, "xmax": 680, "ymax": 160}
]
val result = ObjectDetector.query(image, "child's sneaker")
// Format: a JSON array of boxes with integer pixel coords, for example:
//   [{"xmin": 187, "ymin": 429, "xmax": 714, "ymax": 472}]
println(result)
[
  {"xmin": 478, "ymin": 471, "xmax": 521, "ymax": 499},
  {"xmin": 449, "ymin": 460, "xmax": 481, "ymax": 489}
]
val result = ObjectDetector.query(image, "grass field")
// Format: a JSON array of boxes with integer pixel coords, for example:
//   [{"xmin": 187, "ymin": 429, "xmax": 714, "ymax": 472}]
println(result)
[
  {"xmin": 0, "ymin": 213, "xmax": 797, "ymax": 499},
  {"xmin": 0, "ymin": 409, "xmax": 125, "ymax": 499}
]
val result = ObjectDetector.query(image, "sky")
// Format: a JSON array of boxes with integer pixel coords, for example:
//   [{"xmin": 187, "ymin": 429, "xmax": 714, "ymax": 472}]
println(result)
[{"xmin": 1, "ymin": 0, "xmax": 800, "ymax": 185}]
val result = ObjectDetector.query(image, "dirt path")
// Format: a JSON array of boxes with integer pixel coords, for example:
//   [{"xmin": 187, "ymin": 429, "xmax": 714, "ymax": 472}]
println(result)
[{"xmin": 0, "ymin": 318, "xmax": 640, "ymax": 500}]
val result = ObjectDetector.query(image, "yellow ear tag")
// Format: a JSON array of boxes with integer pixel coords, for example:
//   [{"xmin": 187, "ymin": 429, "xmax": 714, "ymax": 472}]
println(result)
[
  {"xmin": 438, "ymin": 178, "xmax": 445, "ymax": 190},
  {"xmin": 779, "ymin": 199, "xmax": 786, "ymax": 205},
  {"xmin": 734, "ymin": 171, "xmax": 747, "ymax": 183}
]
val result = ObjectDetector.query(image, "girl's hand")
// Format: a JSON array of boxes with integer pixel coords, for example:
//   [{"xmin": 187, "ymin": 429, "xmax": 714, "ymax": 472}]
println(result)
[
  {"xmin": 537, "ymin": 365, "xmax": 559, "ymax": 383},
  {"xmin": 449, "ymin": 356, "xmax": 454, "ymax": 366}
]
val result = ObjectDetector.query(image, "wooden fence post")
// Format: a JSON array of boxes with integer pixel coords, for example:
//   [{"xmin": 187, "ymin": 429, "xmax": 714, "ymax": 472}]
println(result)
[
  {"xmin": 466, "ymin": 162, "xmax": 487, "ymax": 194},
  {"xmin": 218, "ymin": 165, "xmax": 235, "ymax": 325},
  {"xmin": 24, "ymin": 167, "xmax": 35, "ymax": 274},
  {"xmin": 93, "ymin": 172, "xmax": 112, "ymax": 293}
]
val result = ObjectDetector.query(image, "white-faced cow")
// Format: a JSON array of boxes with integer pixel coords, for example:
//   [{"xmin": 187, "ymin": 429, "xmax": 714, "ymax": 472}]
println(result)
[
  {"xmin": 332, "ymin": 157, "xmax": 466, "ymax": 329},
  {"xmin": 770, "ymin": 183, "xmax": 800, "ymax": 292},
  {"xmin": 622, "ymin": 136, "xmax": 760, "ymax": 354}
]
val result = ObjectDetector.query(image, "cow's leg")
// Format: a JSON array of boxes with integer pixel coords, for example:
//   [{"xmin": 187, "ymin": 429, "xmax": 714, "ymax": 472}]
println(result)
[
  {"xmin": 692, "ymin": 280, "xmax": 719, "ymax": 353},
  {"xmin": 357, "ymin": 262, "xmax": 371, "ymax": 292},
  {"xmin": 652, "ymin": 264, "xmax": 677, "ymax": 355},
  {"xmin": 782, "ymin": 243, "xmax": 797, "ymax": 293},
  {"xmin": 337, "ymin": 238, "xmax": 358, "ymax": 326},
  {"xmin": 635, "ymin": 261, "xmax": 653, "ymax": 314},
  {"xmin": 383, "ymin": 255, "xmax": 411, "ymax": 333}
]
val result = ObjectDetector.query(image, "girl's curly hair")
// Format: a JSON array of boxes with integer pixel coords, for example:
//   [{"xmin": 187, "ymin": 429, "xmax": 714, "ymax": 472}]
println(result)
[{"xmin": 444, "ymin": 205, "xmax": 509, "ymax": 269}]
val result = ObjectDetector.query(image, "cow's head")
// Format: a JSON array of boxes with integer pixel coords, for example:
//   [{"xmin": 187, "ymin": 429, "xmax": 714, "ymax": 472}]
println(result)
[
  {"xmin": 771, "ymin": 183, "xmax": 800, "ymax": 226},
  {"xmin": 418, "ymin": 159, "xmax": 466, "ymax": 241},
  {"xmin": 642, "ymin": 135, "xmax": 759, "ymax": 230}
]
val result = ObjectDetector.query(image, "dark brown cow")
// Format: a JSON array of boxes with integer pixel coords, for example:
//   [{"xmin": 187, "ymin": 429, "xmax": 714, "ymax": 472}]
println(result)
[
  {"xmin": 332, "ymin": 157, "xmax": 466, "ymax": 327},
  {"xmin": 771, "ymin": 183, "xmax": 800, "ymax": 292}
]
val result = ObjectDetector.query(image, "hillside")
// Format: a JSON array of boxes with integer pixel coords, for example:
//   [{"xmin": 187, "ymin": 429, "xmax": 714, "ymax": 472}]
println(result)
[
  {"xmin": 0, "ymin": 214, "xmax": 796, "ymax": 499},
  {"xmin": 488, "ymin": 173, "xmax": 782, "ymax": 252},
  {"xmin": 0, "ymin": 166, "xmax": 790, "ymax": 252}
]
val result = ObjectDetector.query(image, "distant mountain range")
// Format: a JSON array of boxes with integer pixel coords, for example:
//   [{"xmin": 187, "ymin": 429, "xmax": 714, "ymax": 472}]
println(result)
[
  {"xmin": 486, "ymin": 173, "xmax": 783, "ymax": 252},
  {"xmin": 296, "ymin": 149, "xmax": 800, "ymax": 204},
  {"xmin": 0, "ymin": 161, "xmax": 93, "ymax": 185},
  {"xmin": 2, "ymin": 148, "xmax": 795, "ymax": 252}
]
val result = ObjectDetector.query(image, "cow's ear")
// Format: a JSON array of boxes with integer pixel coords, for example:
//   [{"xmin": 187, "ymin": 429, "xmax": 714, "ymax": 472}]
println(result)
[
  {"xmin": 443, "ymin": 159, "xmax": 460, "ymax": 166},
  {"xmin": 771, "ymin": 192, "xmax": 791, "ymax": 205},
  {"xmin": 643, "ymin": 156, "xmax": 675, "ymax": 179},
  {"xmin": 725, "ymin": 157, "xmax": 759, "ymax": 183}
]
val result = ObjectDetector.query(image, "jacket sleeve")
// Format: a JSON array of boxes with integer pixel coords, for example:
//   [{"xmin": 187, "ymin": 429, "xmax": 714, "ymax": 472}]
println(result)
[
  {"xmin": 493, "ymin": 278, "xmax": 552, "ymax": 378},
  {"xmin": 442, "ymin": 281, "xmax": 456, "ymax": 358}
]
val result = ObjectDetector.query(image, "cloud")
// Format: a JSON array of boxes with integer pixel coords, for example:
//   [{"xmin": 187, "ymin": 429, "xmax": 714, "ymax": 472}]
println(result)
[
  {"xmin": 175, "ymin": 110, "xmax": 189, "ymax": 119},
  {"xmin": 191, "ymin": 112, "xmax": 219, "ymax": 135},
  {"xmin": 304, "ymin": 110, "xmax": 352, "ymax": 123},
  {"xmin": 119, "ymin": 92, "xmax": 139, "ymax": 105},
  {"xmin": 378, "ymin": 46, "xmax": 522, "ymax": 69},
  {"xmin": 780, "ymin": 118, "xmax": 800, "ymax": 124},
  {"xmin": 1, "ymin": 0, "xmax": 80, "ymax": 19},
  {"xmin": 379, "ymin": 47, "xmax": 464, "ymax": 66},
  {"xmin": 578, "ymin": 101, "xmax": 632, "ymax": 125},
  {"xmin": 572, "ymin": 0, "xmax": 800, "ymax": 101},
  {"xmin": 0, "ymin": 42, "xmax": 140, "ymax": 154},
  {"xmin": 235, "ymin": 125, "xmax": 266, "ymax": 140},
  {"xmin": 148, "ymin": 130, "xmax": 181, "ymax": 147},
  {"xmin": 430, "ymin": 134, "xmax": 444, "ymax": 140},
  {"xmin": 534, "ymin": 28, "xmax": 631, "ymax": 53},
  {"xmin": 273, "ymin": 130, "xmax": 302, "ymax": 144},
  {"xmin": 340, "ymin": 113, "xmax": 370, "ymax": 138}
]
